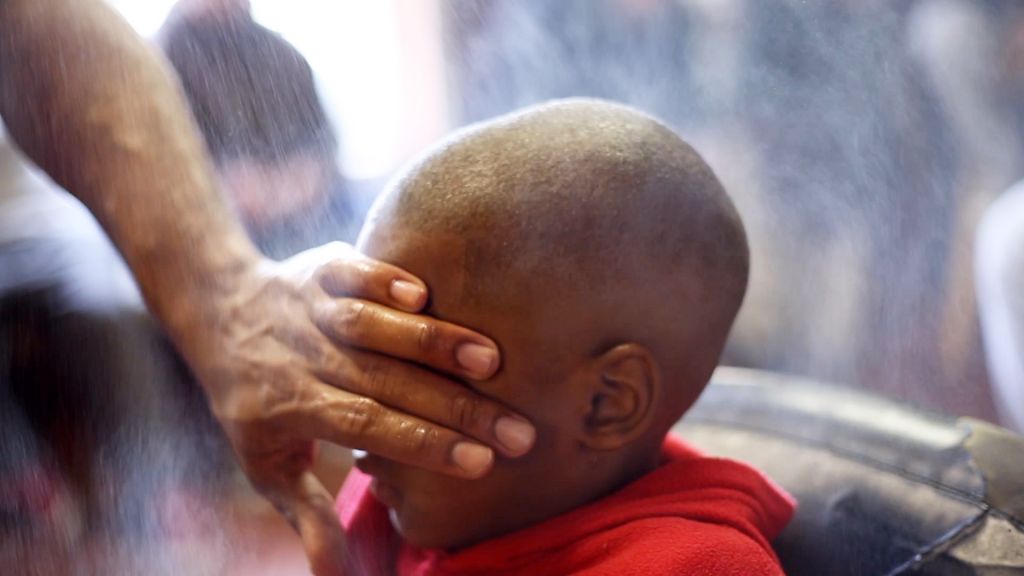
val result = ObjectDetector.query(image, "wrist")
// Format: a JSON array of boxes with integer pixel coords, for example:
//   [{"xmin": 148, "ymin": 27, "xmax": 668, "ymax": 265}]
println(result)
[{"xmin": 151, "ymin": 234, "xmax": 264, "ymax": 356}]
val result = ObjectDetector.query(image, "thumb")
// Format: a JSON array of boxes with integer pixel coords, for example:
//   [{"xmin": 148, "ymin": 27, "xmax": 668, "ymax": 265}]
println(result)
[{"xmin": 265, "ymin": 472, "xmax": 349, "ymax": 576}]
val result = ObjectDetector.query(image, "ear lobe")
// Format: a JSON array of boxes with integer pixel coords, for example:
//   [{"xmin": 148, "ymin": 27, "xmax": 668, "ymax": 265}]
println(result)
[{"xmin": 583, "ymin": 343, "xmax": 659, "ymax": 451}]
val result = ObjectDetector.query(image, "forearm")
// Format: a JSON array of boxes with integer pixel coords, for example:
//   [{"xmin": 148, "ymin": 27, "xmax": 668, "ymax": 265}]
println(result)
[{"xmin": 0, "ymin": 0, "xmax": 261, "ymax": 342}]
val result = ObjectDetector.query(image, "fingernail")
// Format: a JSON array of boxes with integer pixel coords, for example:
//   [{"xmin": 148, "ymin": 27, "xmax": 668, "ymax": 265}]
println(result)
[
  {"xmin": 456, "ymin": 343, "xmax": 497, "ymax": 377},
  {"xmin": 390, "ymin": 279, "xmax": 425, "ymax": 309},
  {"xmin": 452, "ymin": 442, "xmax": 493, "ymax": 477},
  {"xmin": 495, "ymin": 416, "xmax": 536, "ymax": 455}
]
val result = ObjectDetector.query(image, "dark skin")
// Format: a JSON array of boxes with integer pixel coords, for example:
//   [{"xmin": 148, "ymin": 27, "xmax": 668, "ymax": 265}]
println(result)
[
  {"xmin": 353, "ymin": 224, "xmax": 671, "ymax": 551},
  {"xmin": 0, "ymin": 1, "xmax": 536, "ymax": 573},
  {"xmin": 346, "ymin": 100, "xmax": 748, "ymax": 553}
]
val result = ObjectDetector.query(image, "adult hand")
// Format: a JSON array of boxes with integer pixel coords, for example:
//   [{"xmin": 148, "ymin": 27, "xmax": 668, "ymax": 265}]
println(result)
[
  {"xmin": 0, "ymin": 1, "xmax": 527, "ymax": 573},
  {"xmin": 178, "ymin": 242, "xmax": 535, "ymax": 575}
]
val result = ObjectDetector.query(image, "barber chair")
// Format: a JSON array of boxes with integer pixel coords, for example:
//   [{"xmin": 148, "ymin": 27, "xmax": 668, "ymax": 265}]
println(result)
[{"xmin": 677, "ymin": 368, "xmax": 1024, "ymax": 575}]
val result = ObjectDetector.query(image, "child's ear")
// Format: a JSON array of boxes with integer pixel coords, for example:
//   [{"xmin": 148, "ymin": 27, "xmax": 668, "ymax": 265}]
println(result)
[{"xmin": 580, "ymin": 343, "xmax": 660, "ymax": 451}]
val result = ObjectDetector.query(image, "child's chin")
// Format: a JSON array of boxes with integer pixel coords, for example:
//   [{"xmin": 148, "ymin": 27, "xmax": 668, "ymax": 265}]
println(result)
[{"xmin": 389, "ymin": 510, "xmax": 474, "ymax": 551}]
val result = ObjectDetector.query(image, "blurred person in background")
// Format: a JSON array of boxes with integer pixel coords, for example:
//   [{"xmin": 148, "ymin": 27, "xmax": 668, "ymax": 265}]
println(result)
[
  {"xmin": 159, "ymin": 0, "xmax": 358, "ymax": 259},
  {"xmin": 976, "ymin": 184, "xmax": 1024, "ymax": 433},
  {"xmin": 908, "ymin": 0, "xmax": 1024, "ymax": 432}
]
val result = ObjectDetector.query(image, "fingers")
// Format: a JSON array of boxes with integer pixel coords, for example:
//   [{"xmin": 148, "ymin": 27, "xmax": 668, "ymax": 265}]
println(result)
[
  {"xmin": 262, "ymin": 471, "xmax": 349, "ymax": 576},
  {"xmin": 291, "ymin": 380, "xmax": 514, "ymax": 478},
  {"xmin": 314, "ymin": 347, "xmax": 534, "ymax": 459},
  {"xmin": 299, "ymin": 243, "xmax": 504, "ymax": 381},
  {"xmin": 311, "ymin": 298, "xmax": 500, "ymax": 380},
  {"xmin": 313, "ymin": 248, "xmax": 427, "ymax": 313}
]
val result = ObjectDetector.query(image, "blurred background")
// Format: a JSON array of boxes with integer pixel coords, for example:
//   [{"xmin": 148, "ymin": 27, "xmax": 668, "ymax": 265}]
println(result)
[
  {"xmin": 4, "ymin": 0, "xmax": 1024, "ymax": 573},
  {"xmin": 106, "ymin": 0, "xmax": 1023, "ymax": 423}
]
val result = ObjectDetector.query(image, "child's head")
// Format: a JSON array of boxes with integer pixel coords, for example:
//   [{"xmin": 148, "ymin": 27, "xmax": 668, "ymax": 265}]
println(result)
[{"xmin": 355, "ymin": 99, "xmax": 749, "ymax": 550}]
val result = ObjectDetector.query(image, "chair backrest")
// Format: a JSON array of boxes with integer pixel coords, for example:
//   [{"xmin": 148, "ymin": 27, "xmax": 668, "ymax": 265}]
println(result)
[{"xmin": 675, "ymin": 367, "xmax": 1024, "ymax": 576}]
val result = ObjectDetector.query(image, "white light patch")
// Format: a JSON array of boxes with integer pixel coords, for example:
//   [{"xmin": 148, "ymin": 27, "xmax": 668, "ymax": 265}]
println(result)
[
  {"xmin": 106, "ymin": 0, "xmax": 178, "ymax": 38},
  {"xmin": 252, "ymin": 0, "xmax": 405, "ymax": 179}
]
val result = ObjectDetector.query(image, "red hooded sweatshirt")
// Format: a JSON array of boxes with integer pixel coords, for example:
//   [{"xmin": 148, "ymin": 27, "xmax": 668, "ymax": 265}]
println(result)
[{"xmin": 337, "ymin": 435, "xmax": 796, "ymax": 576}]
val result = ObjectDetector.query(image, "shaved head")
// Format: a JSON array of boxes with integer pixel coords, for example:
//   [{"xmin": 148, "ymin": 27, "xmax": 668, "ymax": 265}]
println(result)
[
  {"xmin": 363, "ymin": 99, "xmax": 748, "ymax": 417},
  {"xmin": 353, "ymin": 100, "xmax": 751, "ymax": 550}
]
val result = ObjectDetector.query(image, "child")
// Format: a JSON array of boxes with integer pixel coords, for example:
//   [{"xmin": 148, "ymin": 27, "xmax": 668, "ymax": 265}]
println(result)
[{"xmin": 336, "ymin": 99, "xmax": 795, "ymax": 575}]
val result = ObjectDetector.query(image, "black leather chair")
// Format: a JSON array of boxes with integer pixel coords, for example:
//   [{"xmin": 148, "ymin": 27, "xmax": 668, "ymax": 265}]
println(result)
[{"xmin": 677, "ymin": 368, "xmax": 1024, "ymax": 575}]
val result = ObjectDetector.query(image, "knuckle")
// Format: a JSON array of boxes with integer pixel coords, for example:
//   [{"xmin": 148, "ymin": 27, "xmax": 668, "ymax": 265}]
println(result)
[
  {"xmin": 360, "ymin": 357, "xmax": 390, "ymax": 393},
  {"xmin": 307, "ymin": 339, "xmax": 333, "ymax": 371},
  {"xmin": 351, "ymin": 258, "xmax": 377, "ymax": 291},
  {"xmin": 311, "ymin": 261, "xmax": 335, "ymax": 288},
  {"xmin": 321, "ymin": 255, "xmax": 376, "ymax": 294},
  {"xmin": 333, "ymin": 299, "xmax": 368, "ymax": 340},
  {"xmin": 290, "ymin": 323, "xmax": 328, "ymax": 364},
  {"xmin": 416, "ymin": 321, "xmax": 444, "ymax": 356},
  {"xmin": 449, "ymin": 393, "xmax": 484, "ymax": 433},
  {"xmin": 256, "ymin": 377, "xmax": 297, "ymax": 417},
  {"xmin": 339, "ymin": 396, "xmax": 382, "ymax": 437},
  {"xmin": 401, "ymin": 421, "xmax": 444, "ymax": 458},
  {"xmin": 296, "ymin": 323, "xmax": 337, "ymax": 370}
]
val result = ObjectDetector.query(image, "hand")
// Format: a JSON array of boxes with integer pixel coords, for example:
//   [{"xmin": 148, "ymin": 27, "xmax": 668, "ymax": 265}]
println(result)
[{"xmin": 177, "ymin": 242, "xmax": 535, "ymax": 576}]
